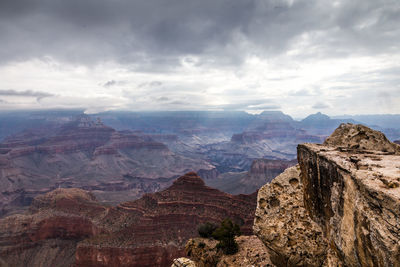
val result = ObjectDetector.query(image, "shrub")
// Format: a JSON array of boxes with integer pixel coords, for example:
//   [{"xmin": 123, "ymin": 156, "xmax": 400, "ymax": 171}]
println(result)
[
  {"xmin": 198, "ymin": 242, "xmax": 206, "ymax": 248},
  {"xmin": 212, "ymin": 218, "xmax": 241, "ymax": 255},
  {"xmin": 197, "ymin": 222, "xmax": 218, "ymax": 238}
]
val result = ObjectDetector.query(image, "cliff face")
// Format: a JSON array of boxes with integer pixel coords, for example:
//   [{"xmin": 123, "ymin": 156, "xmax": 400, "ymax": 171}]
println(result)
[
  {"xmin": 0, "ymin": 188, "xmax": 106, "ymax": 267},
  {"xmin": 298, "ymin": 128, "xmax": 400, "ymax": 266},
  {"xmin": 0, "ymin": 173, "xmax": 256, "ymax": 267},
  {"xmin": 253, "ymin": 123, "xmax": 400, "ymax": 267}
]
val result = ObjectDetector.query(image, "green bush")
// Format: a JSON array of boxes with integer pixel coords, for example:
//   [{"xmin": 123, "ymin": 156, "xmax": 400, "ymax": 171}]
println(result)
[
  {"xmin": 197, "ymin": 222, "xmax": 218, "ymax": 238},
  {"xmin": 212, "ymin": 218, "xmax": 241, "ymax": 255}
]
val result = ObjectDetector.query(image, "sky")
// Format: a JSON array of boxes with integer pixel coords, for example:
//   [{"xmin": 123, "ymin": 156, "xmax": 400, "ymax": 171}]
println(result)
[{"xmin": 0, "ymin": 0, "xmax": 399, "ymax": 117}]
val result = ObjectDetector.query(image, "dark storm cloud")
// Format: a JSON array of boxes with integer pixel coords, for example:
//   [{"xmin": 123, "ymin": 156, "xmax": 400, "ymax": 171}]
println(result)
[
  {"xmin": 0, "ymin": 0, "xmax": 399, "ymax": 68},
  {"xmin": 0, "ymin": 89, "xmax": 54, "ymax": 101}
]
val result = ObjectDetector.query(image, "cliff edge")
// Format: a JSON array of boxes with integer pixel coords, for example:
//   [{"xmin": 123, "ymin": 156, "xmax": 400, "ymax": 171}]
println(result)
[{"xmin": 253, "ymin": 123, "xmax": 400, "ymax": 266}]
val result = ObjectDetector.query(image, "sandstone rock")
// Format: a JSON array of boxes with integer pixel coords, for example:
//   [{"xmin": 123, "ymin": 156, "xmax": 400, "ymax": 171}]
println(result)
[
  {"xmin": 298, "ymin": 141, "xmax": 400, "ymax": 266},
  {"xmin": 323, "ymin": 123, "xmax": 400, "ymax": 154},
  {"xmin": 253, "ymin": 166, "xmax": 327, "ymax": 266},
  {"xmin": 186, "ymin": 236, "xmax": 274, "ymax": 267},
  {"xmin": 171, "ymin": 257, "xmax": 197, "ymax": 267}
]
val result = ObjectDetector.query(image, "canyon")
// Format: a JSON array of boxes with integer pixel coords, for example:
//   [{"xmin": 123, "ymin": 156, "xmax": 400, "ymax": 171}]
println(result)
[
  {"xmin": 184, "ymin": 123, "xmax": 400, "ymax": 266},
  {"xmin": 0, "ymin": 172, "xmax": 256, "ymax": 267},
  {"xmin": 0, "ymin": 115, "xmax": 215, "ymax": 217}
]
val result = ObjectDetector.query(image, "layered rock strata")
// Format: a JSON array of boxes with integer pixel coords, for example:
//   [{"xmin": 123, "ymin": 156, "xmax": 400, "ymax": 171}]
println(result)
[
  {"xmin": 0, "ymin": 188, "xmax": 106, "ymax": 267},
  {"xmin": 76, "ymin": 172, "xmax": 257, "ymax": 267},
  {"xmin": 0, "ymin": 173, "xmax": 256, "ymax": 267},
  {"xmin": 0, "ymin": 116, "xmax": 215, "ymax": 217}
]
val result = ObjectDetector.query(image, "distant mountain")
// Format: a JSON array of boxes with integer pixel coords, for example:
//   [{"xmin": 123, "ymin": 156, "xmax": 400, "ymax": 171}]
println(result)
[
  {"xmin": 300, "ymin": 112, "xmax": 358, "ymax": 135},
  {"xmin": 0, "ymin": 109, "xmax": 83, "ymax": 141},
  {"xmin": 0, "ymin": 173, "xmax": 256, "ymax": 267},
  {"xmin": 0, "ymin": 115, "xmax": 216, "ymax": 217}
]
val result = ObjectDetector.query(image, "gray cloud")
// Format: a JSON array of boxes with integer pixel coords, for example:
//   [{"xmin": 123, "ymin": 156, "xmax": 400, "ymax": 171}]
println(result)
[
  {"xmin": 218, "ymin": 99, "xmax": 280, "ymax": 111},
  {"xmin": 312, "ymin": 101, "xmax": 330, "ymax": 109},
  {"xmin": 0, "ymin": 0, "xmax": 398, "ymax": 69},
  {"xmin": 103, "ymin": 80, "xmax": 117, "ymax": 88},
  {"xmin": 0, "ymin": 89, "xmax": 54, "ymax": 101},
  {"xmin": 0, "ymin": 0, "xmax": 399, "ymax": 116}
]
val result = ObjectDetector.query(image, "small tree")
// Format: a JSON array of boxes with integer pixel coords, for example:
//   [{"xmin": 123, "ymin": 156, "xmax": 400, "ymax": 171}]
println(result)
[
  {"xmin": 197, "ymin": 222, "xmax": 218, "ymax": 238},
  {"xmin": 212, "ymin": 218, "xmax": 241, "ymax": 255}
]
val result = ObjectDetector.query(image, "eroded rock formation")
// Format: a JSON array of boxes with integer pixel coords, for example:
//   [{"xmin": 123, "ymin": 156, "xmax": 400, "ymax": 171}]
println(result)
[
  {"xmin": 253, "ymin": 166, "xmax": 327, "ymax": 266},
  {"xmin": 0, "ymin": 188, "xmax": 106, "ymax": 267},
  {"xmin": 0, "ymin": 116, "xmax": 215, "ymax": 217},
  {"xmin": 0, "ymin": 172, "xmax": 256, "ymax": 267},
  {"xmin": 253, "ymin": 123, "xmax": 400, "ymax": 267}
]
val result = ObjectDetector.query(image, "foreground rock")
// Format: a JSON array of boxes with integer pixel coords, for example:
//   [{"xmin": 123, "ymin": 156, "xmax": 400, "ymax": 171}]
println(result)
[
  {"xmin": 323, "ymin": 123, "xmax": 400, "ymax": 154},
  {"xmin": 298, "ymin": 124, "xmax": 400, "ymax": 266},
  {"xmin": 253, "ymin": 123, "xmax": 400, "ymax": 267},
  {"xmin": 0, "ymin": 173, "xmax": 256, "ymax": 267},
  {"xmin": 185, "ymin": 236, "xmax": 274, "ymax": 267},
  {"xmin": 171, "ymin": 257, "xmax": 196, "ymax": 267},
  {"xmin": 253, "ymin": 166, "xmax": 327, "ymax": 266}
]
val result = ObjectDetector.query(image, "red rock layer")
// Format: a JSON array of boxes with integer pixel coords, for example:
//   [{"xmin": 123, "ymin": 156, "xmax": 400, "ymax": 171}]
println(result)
[{"xmin": 0, "ymin": 173, "xmax": 256, "ymax": 267}]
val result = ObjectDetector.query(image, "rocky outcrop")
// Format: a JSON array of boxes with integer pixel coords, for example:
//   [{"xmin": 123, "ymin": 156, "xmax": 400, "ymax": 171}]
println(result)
[
  {"xmin": 185, "ymin": 236, "xmax": 274, "ymax": 267},
  {"xmin": 323, "ymin": 123, "xmax": 400, "ymax": 154},
  {"xmin": 298, "ymin": 123, "xmax": 400, "ymax": 266},
  {"xmin": 171, "ymin": 257, "xmax": 196, "ymax": 267},
  {"xmin": 253, "ymin": 166, "xmax": 327, "ymax": 266},
  {"xmin": 253, "ymin": 123, "xmax": 400, "ymax": 267}
]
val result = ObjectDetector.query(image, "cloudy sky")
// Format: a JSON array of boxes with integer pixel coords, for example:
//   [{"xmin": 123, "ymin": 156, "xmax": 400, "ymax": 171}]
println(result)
[{"xmin": 0, "ymin": 0, "xmax": 399, "ymax": 117}]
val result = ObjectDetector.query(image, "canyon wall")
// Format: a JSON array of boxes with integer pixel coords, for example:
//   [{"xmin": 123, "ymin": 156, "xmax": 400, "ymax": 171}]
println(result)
[{"xmin": 0, "ymin": 173, "xmax": 256, "ymax": 267}]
